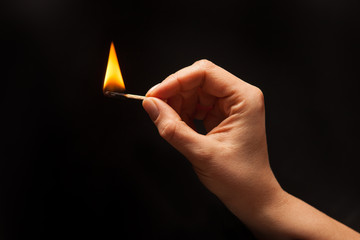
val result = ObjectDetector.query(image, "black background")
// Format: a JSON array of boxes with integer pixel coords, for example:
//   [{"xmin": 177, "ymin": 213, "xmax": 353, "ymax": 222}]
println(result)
[{"xmin": 1, "ymin": 0, "xmax": 359, "ymax": 239}]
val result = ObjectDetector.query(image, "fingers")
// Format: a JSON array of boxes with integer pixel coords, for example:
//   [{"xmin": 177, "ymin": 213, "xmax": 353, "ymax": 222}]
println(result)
[
  {"xmin": 146, "ymin": 59, "xmax": 251, "ymax": 100},
  {"xmin": 194, "ymin": 88, "xmax": 216, "ymax": 120},
  {"xmin": 142, "ymin": 97, "xmax": 206, "ymax": 158}
]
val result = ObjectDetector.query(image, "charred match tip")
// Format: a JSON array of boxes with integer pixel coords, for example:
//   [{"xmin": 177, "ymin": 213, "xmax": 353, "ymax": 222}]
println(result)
[{"xmin": 104, "ymin": 91, "xmax": 146, "ymax": 101}]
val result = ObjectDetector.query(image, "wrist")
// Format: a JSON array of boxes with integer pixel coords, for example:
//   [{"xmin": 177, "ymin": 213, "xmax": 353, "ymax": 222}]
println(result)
[
  {"xmin": 237, "ymin": 185, "xmax": 291, "ymax": 239},
  {"xmin": 222, "ymin": 169, "xmax": 286, "ymax": 221}
]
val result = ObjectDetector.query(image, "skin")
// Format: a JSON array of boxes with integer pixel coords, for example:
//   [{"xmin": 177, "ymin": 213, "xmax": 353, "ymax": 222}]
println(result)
[{"xmin": 142, "ymin": 60, "xmax": 360, "ymax": 240}]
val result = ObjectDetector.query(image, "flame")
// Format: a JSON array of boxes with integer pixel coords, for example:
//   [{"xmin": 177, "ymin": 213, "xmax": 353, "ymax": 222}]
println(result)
[{"xmin": 103, "ymin": 42, "xmax": 125, "ymax": 92}]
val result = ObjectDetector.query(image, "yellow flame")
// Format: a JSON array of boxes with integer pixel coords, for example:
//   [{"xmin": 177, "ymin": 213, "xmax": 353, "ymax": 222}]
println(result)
[{"xmin": 103, "ymin": 42, "xmax": 125, "ymax": 92}]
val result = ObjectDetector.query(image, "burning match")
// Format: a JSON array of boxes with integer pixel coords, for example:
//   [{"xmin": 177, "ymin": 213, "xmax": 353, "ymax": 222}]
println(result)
[{"xmin": 103, "ymin": 42, "xmax": 145, "ymax": 101}]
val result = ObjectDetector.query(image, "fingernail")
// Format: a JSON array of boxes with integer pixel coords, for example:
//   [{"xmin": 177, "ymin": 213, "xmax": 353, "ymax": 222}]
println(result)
[
  {"xmin": 146, "ymin": 83, "xmax": 161, "ymax": 96},
  {"xmin": 143, "ymin": 98, "xmax": 159, "ymax": 121}
]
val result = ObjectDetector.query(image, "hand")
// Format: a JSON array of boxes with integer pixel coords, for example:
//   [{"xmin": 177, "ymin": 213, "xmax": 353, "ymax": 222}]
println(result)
[
  {"xmin": 143, "ymin": 60, "xmax": 280, "ymax": 216},
  {"xmin": 142, "ymin": 60, "xmax": 360, "ymax": 239}
]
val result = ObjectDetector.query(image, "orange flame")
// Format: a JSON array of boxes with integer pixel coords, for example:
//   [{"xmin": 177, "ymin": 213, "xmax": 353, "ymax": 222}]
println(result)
[{"xmin": 103, "ymin": 42, "xmax": 125, "ymax": 92}]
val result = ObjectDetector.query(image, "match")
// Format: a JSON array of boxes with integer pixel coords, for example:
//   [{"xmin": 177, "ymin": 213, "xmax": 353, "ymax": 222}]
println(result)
[{"xmin": 104, "ymin": 91, "xmax": 146, "ymax": 101}]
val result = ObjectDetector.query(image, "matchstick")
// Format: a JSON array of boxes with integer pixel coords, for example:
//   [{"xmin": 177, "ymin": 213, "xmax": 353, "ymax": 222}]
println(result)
[{"xmin": 104, "ymin": 91, "xmax": 146, "ymax": 100}]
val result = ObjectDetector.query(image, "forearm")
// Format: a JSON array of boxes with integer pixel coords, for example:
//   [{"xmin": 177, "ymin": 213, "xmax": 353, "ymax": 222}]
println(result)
[{"xmin": 229, "ymin": 189, "xmax": 360, "ymax": 240}]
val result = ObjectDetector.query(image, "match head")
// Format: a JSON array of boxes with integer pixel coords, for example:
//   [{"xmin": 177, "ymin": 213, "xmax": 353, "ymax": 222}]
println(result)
[
  {"xmin": 103, "ymin": 91, "xmax": 146, "ymax": 101},
  {"xmin": 104, "ymin": 91, "xmax": 121, "ymax": 97}
]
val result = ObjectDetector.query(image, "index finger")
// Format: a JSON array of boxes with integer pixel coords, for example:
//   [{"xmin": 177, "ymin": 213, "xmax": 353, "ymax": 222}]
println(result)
[{"xmin": 146, "ymin": 60, "xmax": 252, "ymax": 99}]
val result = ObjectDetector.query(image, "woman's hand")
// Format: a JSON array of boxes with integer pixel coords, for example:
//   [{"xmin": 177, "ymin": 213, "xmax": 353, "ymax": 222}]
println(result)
[
  {"xmin": 143, "ymin": 60, "xmax": 279, "ymax": 213},
  {"xmin": 142, "ymin": 60, "xmax": 360, "ymax": 240}
]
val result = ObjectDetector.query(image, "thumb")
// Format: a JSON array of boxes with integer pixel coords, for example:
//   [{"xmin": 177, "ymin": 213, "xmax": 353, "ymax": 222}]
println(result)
[{"xmin": 142, "ymin": 97, "xmax": 205, "ymax": 158}]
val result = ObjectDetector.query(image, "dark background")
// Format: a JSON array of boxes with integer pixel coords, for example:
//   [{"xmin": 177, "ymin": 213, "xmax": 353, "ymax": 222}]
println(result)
[{"xmin": 1, "ymin": 0, "xmax": 359, "ymax": 239}]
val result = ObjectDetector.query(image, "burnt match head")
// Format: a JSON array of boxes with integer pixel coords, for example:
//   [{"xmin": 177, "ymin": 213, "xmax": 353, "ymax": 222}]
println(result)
[
  {"xmin": 103, "ymin": 91, "xmax": 146, "ymax": 101},
  {"xmin": 104, "ymin": 91, "xmax": 126, "ymax": 99}
]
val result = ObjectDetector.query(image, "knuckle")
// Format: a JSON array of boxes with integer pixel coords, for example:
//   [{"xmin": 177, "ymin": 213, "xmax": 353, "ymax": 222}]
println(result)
[
  {"xmin": 193, "ymin": 59, "xmax": 215, "ymax": 69},
  {"xmin": 167, "ymin": 73, "xmax": 177, "ymax": 81},
  {"xmin": 165, "ymin": 73, "xmax": 183, "ymax": 91},
  {"xmin": 253, "ymin": 87, "xmax": 264, "ymax": 102},
  {"xmin": 165, "ymin": 73, "xmax": 178, "ymax": 84},
  {"xmin": 246, "ymin": 87, "xmax": 265, "ymax": 112},
  {"xmin": 159, "ymin": 121, "xmax": 177, "ymax": 142},
  {"xmin": 193, "ymin": 60, "xmax": 216, "ymax": 86}
]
